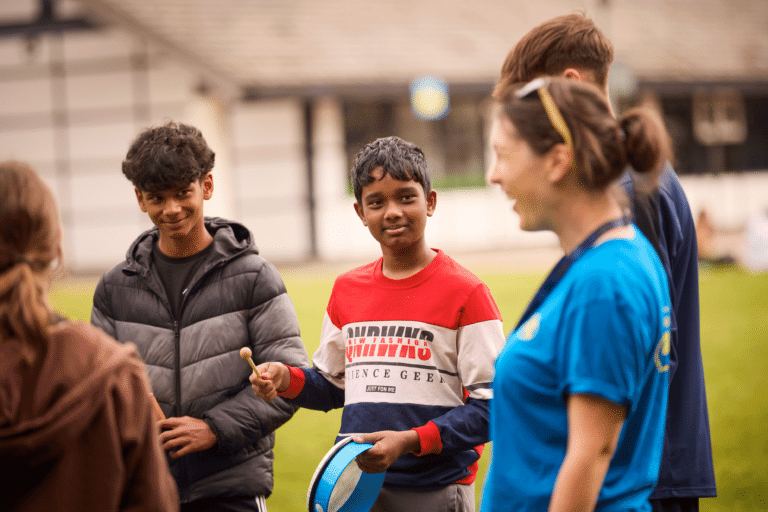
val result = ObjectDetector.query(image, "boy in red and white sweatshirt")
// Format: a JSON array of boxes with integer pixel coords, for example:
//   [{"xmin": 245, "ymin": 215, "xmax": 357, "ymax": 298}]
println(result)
[{"xmin": 251, "ymin": 136, "xmax": 505, "ymax": 512}]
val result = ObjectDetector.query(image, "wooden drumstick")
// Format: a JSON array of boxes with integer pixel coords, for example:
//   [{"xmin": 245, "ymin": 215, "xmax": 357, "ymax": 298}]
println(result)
[{"xmin": 239, "ymin": 347, "xmax": 261, "ymax": 378}]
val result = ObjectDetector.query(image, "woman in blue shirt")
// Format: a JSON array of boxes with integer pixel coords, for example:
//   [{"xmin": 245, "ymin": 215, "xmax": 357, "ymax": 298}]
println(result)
[{"xmin": 482, "ymin": 77, "xmax": 672, "ymax": 512}]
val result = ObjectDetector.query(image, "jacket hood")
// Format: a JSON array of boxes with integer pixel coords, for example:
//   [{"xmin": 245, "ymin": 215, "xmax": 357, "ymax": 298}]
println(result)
[
  {"xmin": 124, "ymin": 217, "xmax": 259, "ymax": 276},
  {"xmin": 0, "ymin": 322, "xmax": 142, "ymax": 473}
]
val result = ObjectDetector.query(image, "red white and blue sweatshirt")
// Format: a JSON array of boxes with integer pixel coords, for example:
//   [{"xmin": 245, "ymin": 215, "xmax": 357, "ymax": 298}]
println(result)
[{"xmin": 279, "ymin": 250, "xmax": 505, "ymax": 490}]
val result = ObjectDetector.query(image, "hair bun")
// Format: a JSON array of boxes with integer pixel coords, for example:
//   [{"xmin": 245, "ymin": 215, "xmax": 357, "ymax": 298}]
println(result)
[{"xmin": 620, "ymin": 109, "xmax": 672, "ymax": 178}]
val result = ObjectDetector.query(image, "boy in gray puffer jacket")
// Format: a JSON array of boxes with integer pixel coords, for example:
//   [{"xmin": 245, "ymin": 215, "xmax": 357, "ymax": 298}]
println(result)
[{"xmin": 92, "ymin": 121, "xmax": 309, "ymax": 512}]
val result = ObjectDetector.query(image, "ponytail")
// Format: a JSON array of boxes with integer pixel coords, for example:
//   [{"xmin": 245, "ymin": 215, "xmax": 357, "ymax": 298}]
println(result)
[
  {"xmin": 620, "ymin": 107, "xmax": 673, "ymax": 192},
  {"xmin": 0, "ymin": 161, "xmax": 62, "ymax": 364},
  {"xmin": 0, "ymin": 263, "xmax": 50, "ymax": 363}
]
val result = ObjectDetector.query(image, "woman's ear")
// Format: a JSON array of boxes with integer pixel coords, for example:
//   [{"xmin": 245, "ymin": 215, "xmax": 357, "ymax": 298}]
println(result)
[{"xmin": 546, "ymin": 144, "xmax": 573, "ymax": 185}]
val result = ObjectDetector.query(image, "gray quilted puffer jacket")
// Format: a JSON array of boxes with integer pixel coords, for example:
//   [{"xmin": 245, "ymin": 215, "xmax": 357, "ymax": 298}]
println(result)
[{"xmin": 91, "ymin": 217, "xmax": 309, "ymax": 503}]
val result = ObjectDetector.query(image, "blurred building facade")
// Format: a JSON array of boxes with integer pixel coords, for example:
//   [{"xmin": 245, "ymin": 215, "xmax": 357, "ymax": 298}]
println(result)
[{"xmin": 2, "ymin": 0, "xmax": 767, "ymax": 272}]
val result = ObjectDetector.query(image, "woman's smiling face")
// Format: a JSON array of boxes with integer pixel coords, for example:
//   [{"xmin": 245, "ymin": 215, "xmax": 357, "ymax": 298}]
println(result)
[{"xmin": 488, "ymin": 115, "xmax": 552, "ymax": 232}]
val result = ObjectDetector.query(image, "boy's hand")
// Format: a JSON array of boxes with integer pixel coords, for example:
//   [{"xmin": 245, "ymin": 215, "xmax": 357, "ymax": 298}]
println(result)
[
  {"xmin": 158, "ymin": 416, "xmax": 217, "ymax": 458},
  {"xmin": 249, "ymin": 362, "xmax": 289, "ymax": 401},
  {"xmin": 352, "ymin": 430, "xmax": 420, "ymax": 473}
]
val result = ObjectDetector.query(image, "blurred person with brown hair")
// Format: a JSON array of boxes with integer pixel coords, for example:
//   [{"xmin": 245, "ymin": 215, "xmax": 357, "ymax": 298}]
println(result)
[
  {"xmin": 494, "ymin": 13, "xmax": 716, "ymax": 512},
  {"xmin": 0, "ymin": 161, "xmax": 178, "ymax": 512},
  {"xmin": 695, "ymin": 209, "xmax": 736, "ymax": 266},
  {"xmin": 483, "ymin": 77, "xmax": 672, "ymax": 512},
  {"xmin": 695, "ymin": 209, "xmax": 716, "ymax": 261}
]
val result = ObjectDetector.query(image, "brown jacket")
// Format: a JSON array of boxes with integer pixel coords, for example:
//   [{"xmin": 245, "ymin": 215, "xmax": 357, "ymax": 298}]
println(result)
[{"xmin": 0, "ymin": 321, "xmax": 179, "ymax": 511}]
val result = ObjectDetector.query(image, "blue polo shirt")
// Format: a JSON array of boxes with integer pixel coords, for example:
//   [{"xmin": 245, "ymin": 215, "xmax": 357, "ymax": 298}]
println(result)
[{"xmin": 482, "ymin": 230, "xmax": 671, "ymax": 511}]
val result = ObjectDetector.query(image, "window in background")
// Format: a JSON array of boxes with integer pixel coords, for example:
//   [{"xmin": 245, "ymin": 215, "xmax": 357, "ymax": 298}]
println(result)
[{"xmin": 662, "ymin": 93, "xmax": 768, "ymax": 175}]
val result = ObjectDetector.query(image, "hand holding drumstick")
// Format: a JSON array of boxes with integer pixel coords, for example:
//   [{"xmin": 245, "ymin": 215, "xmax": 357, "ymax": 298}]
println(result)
[{"xmin": 241, "ymin": 347, "xmax": 290, "ymax": 402}]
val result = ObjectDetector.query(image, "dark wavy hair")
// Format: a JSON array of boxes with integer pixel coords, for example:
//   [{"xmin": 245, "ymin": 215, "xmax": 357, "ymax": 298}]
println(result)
[
  {"xmin": 350, "ymin": 136, "xmax": 431, "ymax": 204},
  {"xmin": 122, "ymin": 121, "xmax": 215, "ymax": 191}
]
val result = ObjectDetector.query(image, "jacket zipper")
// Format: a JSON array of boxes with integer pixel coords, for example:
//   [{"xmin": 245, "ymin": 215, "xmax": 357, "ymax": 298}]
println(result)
[
  {"xmin": 173, "ymin": 319, "xmax": 188, "ymax": 501},
  {"xmin": 167, "ymin": 247, "xmax": 223, "ymax": 502},
  {"xmin": 173, "ymin": 320, "xmax": 182, "ymax": 416}
]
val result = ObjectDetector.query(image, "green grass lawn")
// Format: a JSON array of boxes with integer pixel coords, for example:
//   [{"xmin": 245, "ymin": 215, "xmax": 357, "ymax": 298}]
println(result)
[{"xmin": 49, "ymin": 263, "xmax": 768, "ymax": 511}]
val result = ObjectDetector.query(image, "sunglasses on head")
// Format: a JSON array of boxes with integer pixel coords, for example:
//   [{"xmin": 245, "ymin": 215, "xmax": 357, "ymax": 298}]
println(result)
[{"xmin": 515, "ymin": 77, "xmax": 573, "ymax": 150}]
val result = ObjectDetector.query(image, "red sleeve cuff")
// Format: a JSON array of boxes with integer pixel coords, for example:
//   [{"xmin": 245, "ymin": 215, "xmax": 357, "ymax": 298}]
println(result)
[
  {"xmin": 412, "ymin": 421, "xmax": 442, "ymax": 456},
  {"xmin": 277, "ymin": 365, "xmax": 306, "ymax": 399}
]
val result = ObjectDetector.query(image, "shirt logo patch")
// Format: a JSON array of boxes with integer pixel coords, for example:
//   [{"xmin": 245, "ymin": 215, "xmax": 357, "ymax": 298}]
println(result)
[
  {"xmin": 655, "ymin": 309, "xmax": 671, "ymax": 372},
  {"xmin": 654, "ymin": 332, "xmax": 671, "ymax": 372},
  {"xmin": 518, "ymin": 313, "xmax": 541, "ymax": 341}
]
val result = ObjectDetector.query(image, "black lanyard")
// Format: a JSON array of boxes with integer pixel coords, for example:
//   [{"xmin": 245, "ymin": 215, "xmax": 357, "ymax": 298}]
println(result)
[{"xmin": 515, "ymin": 217, "xmax": 631, "ymax": 331}]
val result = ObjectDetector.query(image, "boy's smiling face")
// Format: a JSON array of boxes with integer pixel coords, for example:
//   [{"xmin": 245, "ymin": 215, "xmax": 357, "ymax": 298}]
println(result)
[
  {"xmin": 354, "ymin": 167, "xmax": 436, "ymax": 253},
  {"xmin": 135, "ymin": 173, "xmax": 213, "ymax": 244}
]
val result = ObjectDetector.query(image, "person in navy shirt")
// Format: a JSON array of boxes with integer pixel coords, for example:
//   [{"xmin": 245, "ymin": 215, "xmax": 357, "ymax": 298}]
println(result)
[
  {"xmin": 483, "ymin": 77, "xmax": 672, "ymax": 511},
  {"xmin": 494, "ymin": 14, "xmax": 716, "ymax": 511}
]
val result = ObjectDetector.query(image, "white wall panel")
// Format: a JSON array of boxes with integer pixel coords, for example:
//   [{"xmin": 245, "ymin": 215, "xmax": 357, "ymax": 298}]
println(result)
[
  {"xmin": 428, "ymin": 189, "xmax": 558, "ymax": 251},
  {"xmin": 0, "ymin": 36, "xmax": 52, "ymax": 67},
  {"xmin": 63, "ymin": 31, "xmax": 135, "ymax": 61},
  {"xmin": 312, "ymin": 97, "xmax": 347, "ymax": 199},
  {"xmin": 70, "ymin": 171, "xmax": 137, "ymax": 210},
  {"xmin": 316, "ymin": 197, "xmax": 381, "ymax": 262},
  {"xmin": 66, "ymin": 72, "xmax": 133, "ymax": 110},
  {"xmin": 240, "ymin": 210, "xmax": 311, "ymax": 262},
  {"xmin": 232, "ymin": 99, "xmax": 303, "ymax": 148},
  {"xmin": 186, "ymin": 94, "xmax": 234, "ymax": 220},
  {"xmin": 68, "ymin": 121, "xmax": 137, "ymax": 159},
  {"xmin": 0, "ymin": 127, "xmax": 56, "ymax": 162},
  {"xmin": 148, "ymin": 60, "xmax": 197, "ymax": 104},
  {"xmin": 0, "ymin": 79, "xmax": 53, "ymax": 115},
  {"xmin": 236, "ymin": 158, "xmax": 305, "ymax": 200},
  {"xmin": 148, "ymin": 104, "xmax": 187, "ymax": 125},
  {"xmin": 232, "ymin": 99, "xmax": 307, "ymax": 240},
  {"xmin": 67, "ymin": 220, "xmax": 152, "ymax": 272},
  {"xmin": 681, "ymin": 172, "xmax": 768, "ymax": 230},
  {"xmin": 1, "ymin": 0, "xmax": 37, "ymax": 19}
]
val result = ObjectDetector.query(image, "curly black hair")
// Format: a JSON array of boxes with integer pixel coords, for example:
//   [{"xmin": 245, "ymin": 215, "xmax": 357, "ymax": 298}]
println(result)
[{"xmin": 122, "ymin": 121, "xmax": 215, "ymax": 191}]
